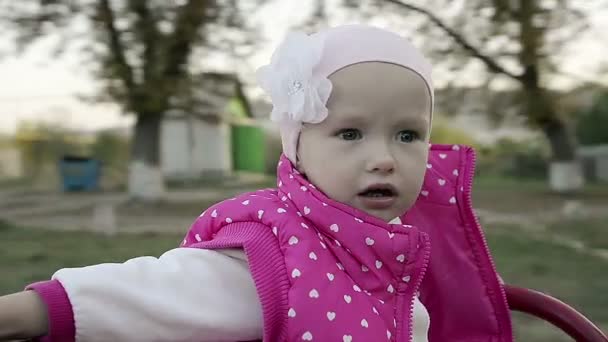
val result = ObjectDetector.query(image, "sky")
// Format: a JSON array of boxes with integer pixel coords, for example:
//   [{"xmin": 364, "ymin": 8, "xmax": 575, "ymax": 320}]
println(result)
[{"xmin": 0, "ymin": 0, "xmax": 606, "ymax": 135}]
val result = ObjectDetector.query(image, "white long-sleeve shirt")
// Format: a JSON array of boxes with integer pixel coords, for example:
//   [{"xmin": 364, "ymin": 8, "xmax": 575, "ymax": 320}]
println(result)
[{"xmin": 51, "ymin": 247, "xmax": 430, "ymax": 341}]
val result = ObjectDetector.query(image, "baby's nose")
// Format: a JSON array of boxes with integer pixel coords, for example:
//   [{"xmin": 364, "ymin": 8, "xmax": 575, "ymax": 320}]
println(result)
[{"xmin": 368, "ymin": 155, "xmax": 396, "ymax": 174}]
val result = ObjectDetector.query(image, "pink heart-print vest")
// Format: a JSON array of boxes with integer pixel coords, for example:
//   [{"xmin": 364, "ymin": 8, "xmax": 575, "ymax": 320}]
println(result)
[{"xmin": 182, "ymin": 144, "xmax": 513, "ymax": 341}]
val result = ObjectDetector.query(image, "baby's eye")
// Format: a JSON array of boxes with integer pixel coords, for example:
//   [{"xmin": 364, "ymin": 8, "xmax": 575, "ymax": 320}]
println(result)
[
  {"xmin": 337, "ymin": 129, "xmax": 362, "ymax": 141},
  {"xmin": 398, "ymin": 130, "xmax": 419, "ymax": 143}
]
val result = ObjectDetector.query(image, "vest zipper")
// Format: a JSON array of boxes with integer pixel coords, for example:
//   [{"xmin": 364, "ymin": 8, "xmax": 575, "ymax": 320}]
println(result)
[{"xmin": 395, "ymin": 231, "xmax": 431, "ymax": 342}]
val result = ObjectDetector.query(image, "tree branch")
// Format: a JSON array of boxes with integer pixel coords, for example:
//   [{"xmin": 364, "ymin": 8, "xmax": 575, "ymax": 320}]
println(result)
[
  {"xmin": 97, "ymin": 0, "xmax": 136, "ymax": 104},
  {"xmin": 385, "ymin": 0, "xmax": 523, "ymax": 81},
  {"xmin": 128, "ymin": 1, "xmax": 160, "ymax": 86},
  {"xmin": 163, "ymin": 0, "xmax": 209, "ymax": 79}
]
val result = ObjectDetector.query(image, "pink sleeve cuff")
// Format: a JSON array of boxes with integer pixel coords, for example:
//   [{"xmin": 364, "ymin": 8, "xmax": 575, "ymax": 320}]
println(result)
[{"xmin": 26, "ymin": 279, "xmax": 75, "ymax": 342}]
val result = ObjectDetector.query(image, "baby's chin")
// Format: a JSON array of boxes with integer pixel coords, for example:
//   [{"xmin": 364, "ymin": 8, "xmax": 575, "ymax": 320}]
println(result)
[{"xmin": 354, "ymin": 205, "xmax": 406, "ymax": 223}]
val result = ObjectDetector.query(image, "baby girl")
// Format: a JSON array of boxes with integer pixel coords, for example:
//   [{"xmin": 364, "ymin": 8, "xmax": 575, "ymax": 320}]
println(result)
[{"xmin": 0, "ymin": 24, "xmax": 512, "ymax": 342}]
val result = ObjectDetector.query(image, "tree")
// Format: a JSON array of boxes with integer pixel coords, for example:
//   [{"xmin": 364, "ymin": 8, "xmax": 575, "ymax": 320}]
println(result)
[
  {"xmin": 338, "ymin": 0, "xmax": 596, "ymax": 192},
  {"xmin": 577, "ymin": 92, "xmax": 608, "ymax": 146},
  {"xmin": 0, "ymin": 0, "xmax": 262, "ymax": 201}
]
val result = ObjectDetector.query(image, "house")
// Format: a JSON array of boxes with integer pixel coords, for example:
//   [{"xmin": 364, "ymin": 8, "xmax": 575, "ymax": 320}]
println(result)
[
  {"xmin": 0, "ymin": 145, "xmax": 23, "ymax": 179},
  {"xmin": 160, "ymin": 72, "xmax": 257, "ymax": 180}
]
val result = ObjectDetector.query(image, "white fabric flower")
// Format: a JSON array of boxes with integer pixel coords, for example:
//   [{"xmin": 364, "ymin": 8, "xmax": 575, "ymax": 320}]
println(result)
[{"xmin": 256, "ymin": 32, "xmax": 332, "ymax": 125}]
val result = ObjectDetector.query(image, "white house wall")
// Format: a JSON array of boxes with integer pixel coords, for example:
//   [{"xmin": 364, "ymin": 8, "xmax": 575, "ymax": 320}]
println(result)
[
  {"xmin": 0, "ymin": 147, "xmax": 23, "ymax": 179},
  {"xmin": 161, "ymin": 118, "xmax": 232, "ymax": 180}
]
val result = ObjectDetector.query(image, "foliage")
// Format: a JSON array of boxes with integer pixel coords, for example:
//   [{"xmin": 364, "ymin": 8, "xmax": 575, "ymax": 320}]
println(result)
[
  {"xmin": 337, "ymin": 0, "xmax": 594, "ymax": 162},
  {"xmin": 477, "ymin": 137, "xmax": 549, "ymax": 179},
  {"xmin": 576, "ymin": 93, "xmax": 608, "ymax": 146},
  {"xmin": 14, "ymin": 121, "xmax": 87, "ymax": 179},
  {"xmin": 429, "ymin": 117, "xmax": 479, "ymax": 148},
  {"xmin": 0, "ymin": 0, "xmax": 269, "ymax": 198}
]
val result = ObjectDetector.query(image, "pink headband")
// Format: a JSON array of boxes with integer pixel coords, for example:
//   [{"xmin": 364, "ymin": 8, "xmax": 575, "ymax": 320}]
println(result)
[{"xmin": 256, "ymin": 24, "xmax": 434, "ymax": 164}]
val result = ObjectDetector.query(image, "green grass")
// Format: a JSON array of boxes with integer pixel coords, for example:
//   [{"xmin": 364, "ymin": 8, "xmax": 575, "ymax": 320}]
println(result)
[
  {"xmin": 546, "ymin": 218, "xmax": 608, "ymax": 250},
  {"xmin": 487, "ymin": 223, "xmax": 608, "ymax": 341},
  {"xmin": 1, "ymin": 219, "xmax": 606, "ymax": 341},
  {"xmin": 1, "ymin": 175, "xmax": 606, "ymax": 340},
  {"xmin": 0, "ymin": 221, "xmax": 182, "ymax": 294},
  {"xmin": 473, "ymin": 175, "xmax": 608, "ymax": 213}
]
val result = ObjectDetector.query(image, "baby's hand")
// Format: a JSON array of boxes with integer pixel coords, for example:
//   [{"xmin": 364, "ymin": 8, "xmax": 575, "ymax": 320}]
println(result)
[{"xmin": 0, "ymin": 291, "xmax": 48, "ymax": 341}]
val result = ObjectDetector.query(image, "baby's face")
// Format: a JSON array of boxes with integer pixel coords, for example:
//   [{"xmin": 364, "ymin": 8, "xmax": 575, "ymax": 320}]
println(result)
[{"xmin": 297, "ymin": 62, "xmax": 431, "ymax": 221}]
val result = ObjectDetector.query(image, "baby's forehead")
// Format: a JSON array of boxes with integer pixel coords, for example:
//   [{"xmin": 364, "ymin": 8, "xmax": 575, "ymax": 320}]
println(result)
[{"xmin": 325, "ymin": 62, "xmax": 432, "ymax": 124}]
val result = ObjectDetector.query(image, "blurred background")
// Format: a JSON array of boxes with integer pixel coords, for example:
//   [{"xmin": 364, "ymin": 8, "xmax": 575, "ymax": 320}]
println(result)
[{"xmin": 0, "ymin": 0, "xmax": 607, "ymax": 340}]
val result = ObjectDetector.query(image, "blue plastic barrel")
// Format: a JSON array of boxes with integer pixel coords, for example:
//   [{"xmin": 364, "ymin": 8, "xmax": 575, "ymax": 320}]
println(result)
[{"xmin": 58, "ymin": 156, "xmax": 101, "ymax": 192}]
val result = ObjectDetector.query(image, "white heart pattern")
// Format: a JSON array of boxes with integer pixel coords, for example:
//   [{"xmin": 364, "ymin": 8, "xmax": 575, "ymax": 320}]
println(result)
[
  {"xmin": 361, "ymin": 265, "xmax": 369, "ymax": 272},
  {"xmin": 302, "ymin": 331, "xmax": 313, "ymax": 340},
  {"xmin": 272, "ymin": 227, "xmax": 278, "ymax": 236},
  {"xmin": 225, "ymin": 218, "xmax": 232, "ymax": 223},
  {"xmin": 291, "ymin": 268, "xmax": 301, "ymax": 278},
  {"xmin": 439, "ymin": 153, "xmax": 447, "ymax": 159},
  {"xmin": 421, "ymin": 190, "xmax": 429, "ymax": 197},
  {"xmin": 309, "ymin": 289, "xmax": 319, "ymax": 298},
  {"xmin": 449, "ymin": 196, "xmax": 457, "ymax": 204},
  {"xmin": 211, "ymin": 209, "xmax": 218, "ymax": 218},
  {"xmin": 288, "ymin": 308, "xmax": 296, "ymax": 317},
  {"xmin": 438, "ymin": 179, "xmax": 446, "ymax": 186},
  {"xmin": 304, "ymin": 206, "xmax": 311, "ymax": 215},
  {"xmin": 195, "ymin": 234, "xmax": 202, "ymax": 242},
  {"xmin": 403, "ymin": 275, "xmax": 411, "ymax": 282},
  {"xmin": 288, "ymin": 236, "xmax": 299, "ymax": 245},
  {"xmin": 330, "ymin": 224, "xmax": 340, "ymax": 232},
  {"xmin": 241, "ymin": 200, "xmax": 250, "ymax": 205},
  {"xmin": 387, "ymin": 284, "xmax": 394, "ymax": 293},
  {"xmin": 426, "ymin": 163, "xmax": 432, "ymax": 169},
  {"xmin": 365, "ymin": 237, "xmax": 375, "ymax": 246},
  {"xmin": 309, "ymin": 252, "xmax": 317, "ymax": 260},
  {"xmin": 277, "ymin": 208, "xmax": 287, "ymax": 214},
  {"xmin": 258, "ymin": 210, "xmax": 264, "ymax": 219},
  {"xmin": 300, "ymin": 186, "xmax": 308, "ymax": 192},
  {"xmin": 375, "ymin": 260, "xmax": 383, "ymax": 269},
  {"xmin": 327, "ymin": 273, "xmax": 334, "ymax": 281},
  {"xmin": 361, "ymin": 319, "xmax": 369, "ymax": 328},
  {"xmin": 388, "ymin": 232, "xmax": 395, "ymax": 239},
  {"xmin": 396, "ymin": 254, "xmax": 405, "ymax": 262},
  {"xmin": 327, "ymin": 311, "xmax": 336, "ymax": 321},
  {"xmin": 353, "ymin": 284, "xmax": 362, "ymax": 292},
  {"xmin": 453, "ymin": 169, "xmax": 459, "ymax": 176},
  {"xmin": 344, "ymin": 295, "xmax": 352, "ymax": 303},
  {"xmin": 343, "ymin": 335, "xmax": 353, "ymax": 342},
  {"xmin": 301, "ymin": 222, "xmax": 309, "ymax": 229}
]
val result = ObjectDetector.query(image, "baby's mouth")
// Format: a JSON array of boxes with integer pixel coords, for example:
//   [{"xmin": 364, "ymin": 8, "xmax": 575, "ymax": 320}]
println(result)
[
  {"xmin": 357, "ymin": 184, "xmax": 398, "ymax": 210},
  {"xmin": 359, "ymin": 188, "xmax": 396, "ymax": 198}
]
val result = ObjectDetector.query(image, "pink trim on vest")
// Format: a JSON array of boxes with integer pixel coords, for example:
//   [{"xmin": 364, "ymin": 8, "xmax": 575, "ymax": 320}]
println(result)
[{"xmin": 187, "ymin": 221, "xmax": 290, "ymax": 341}]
